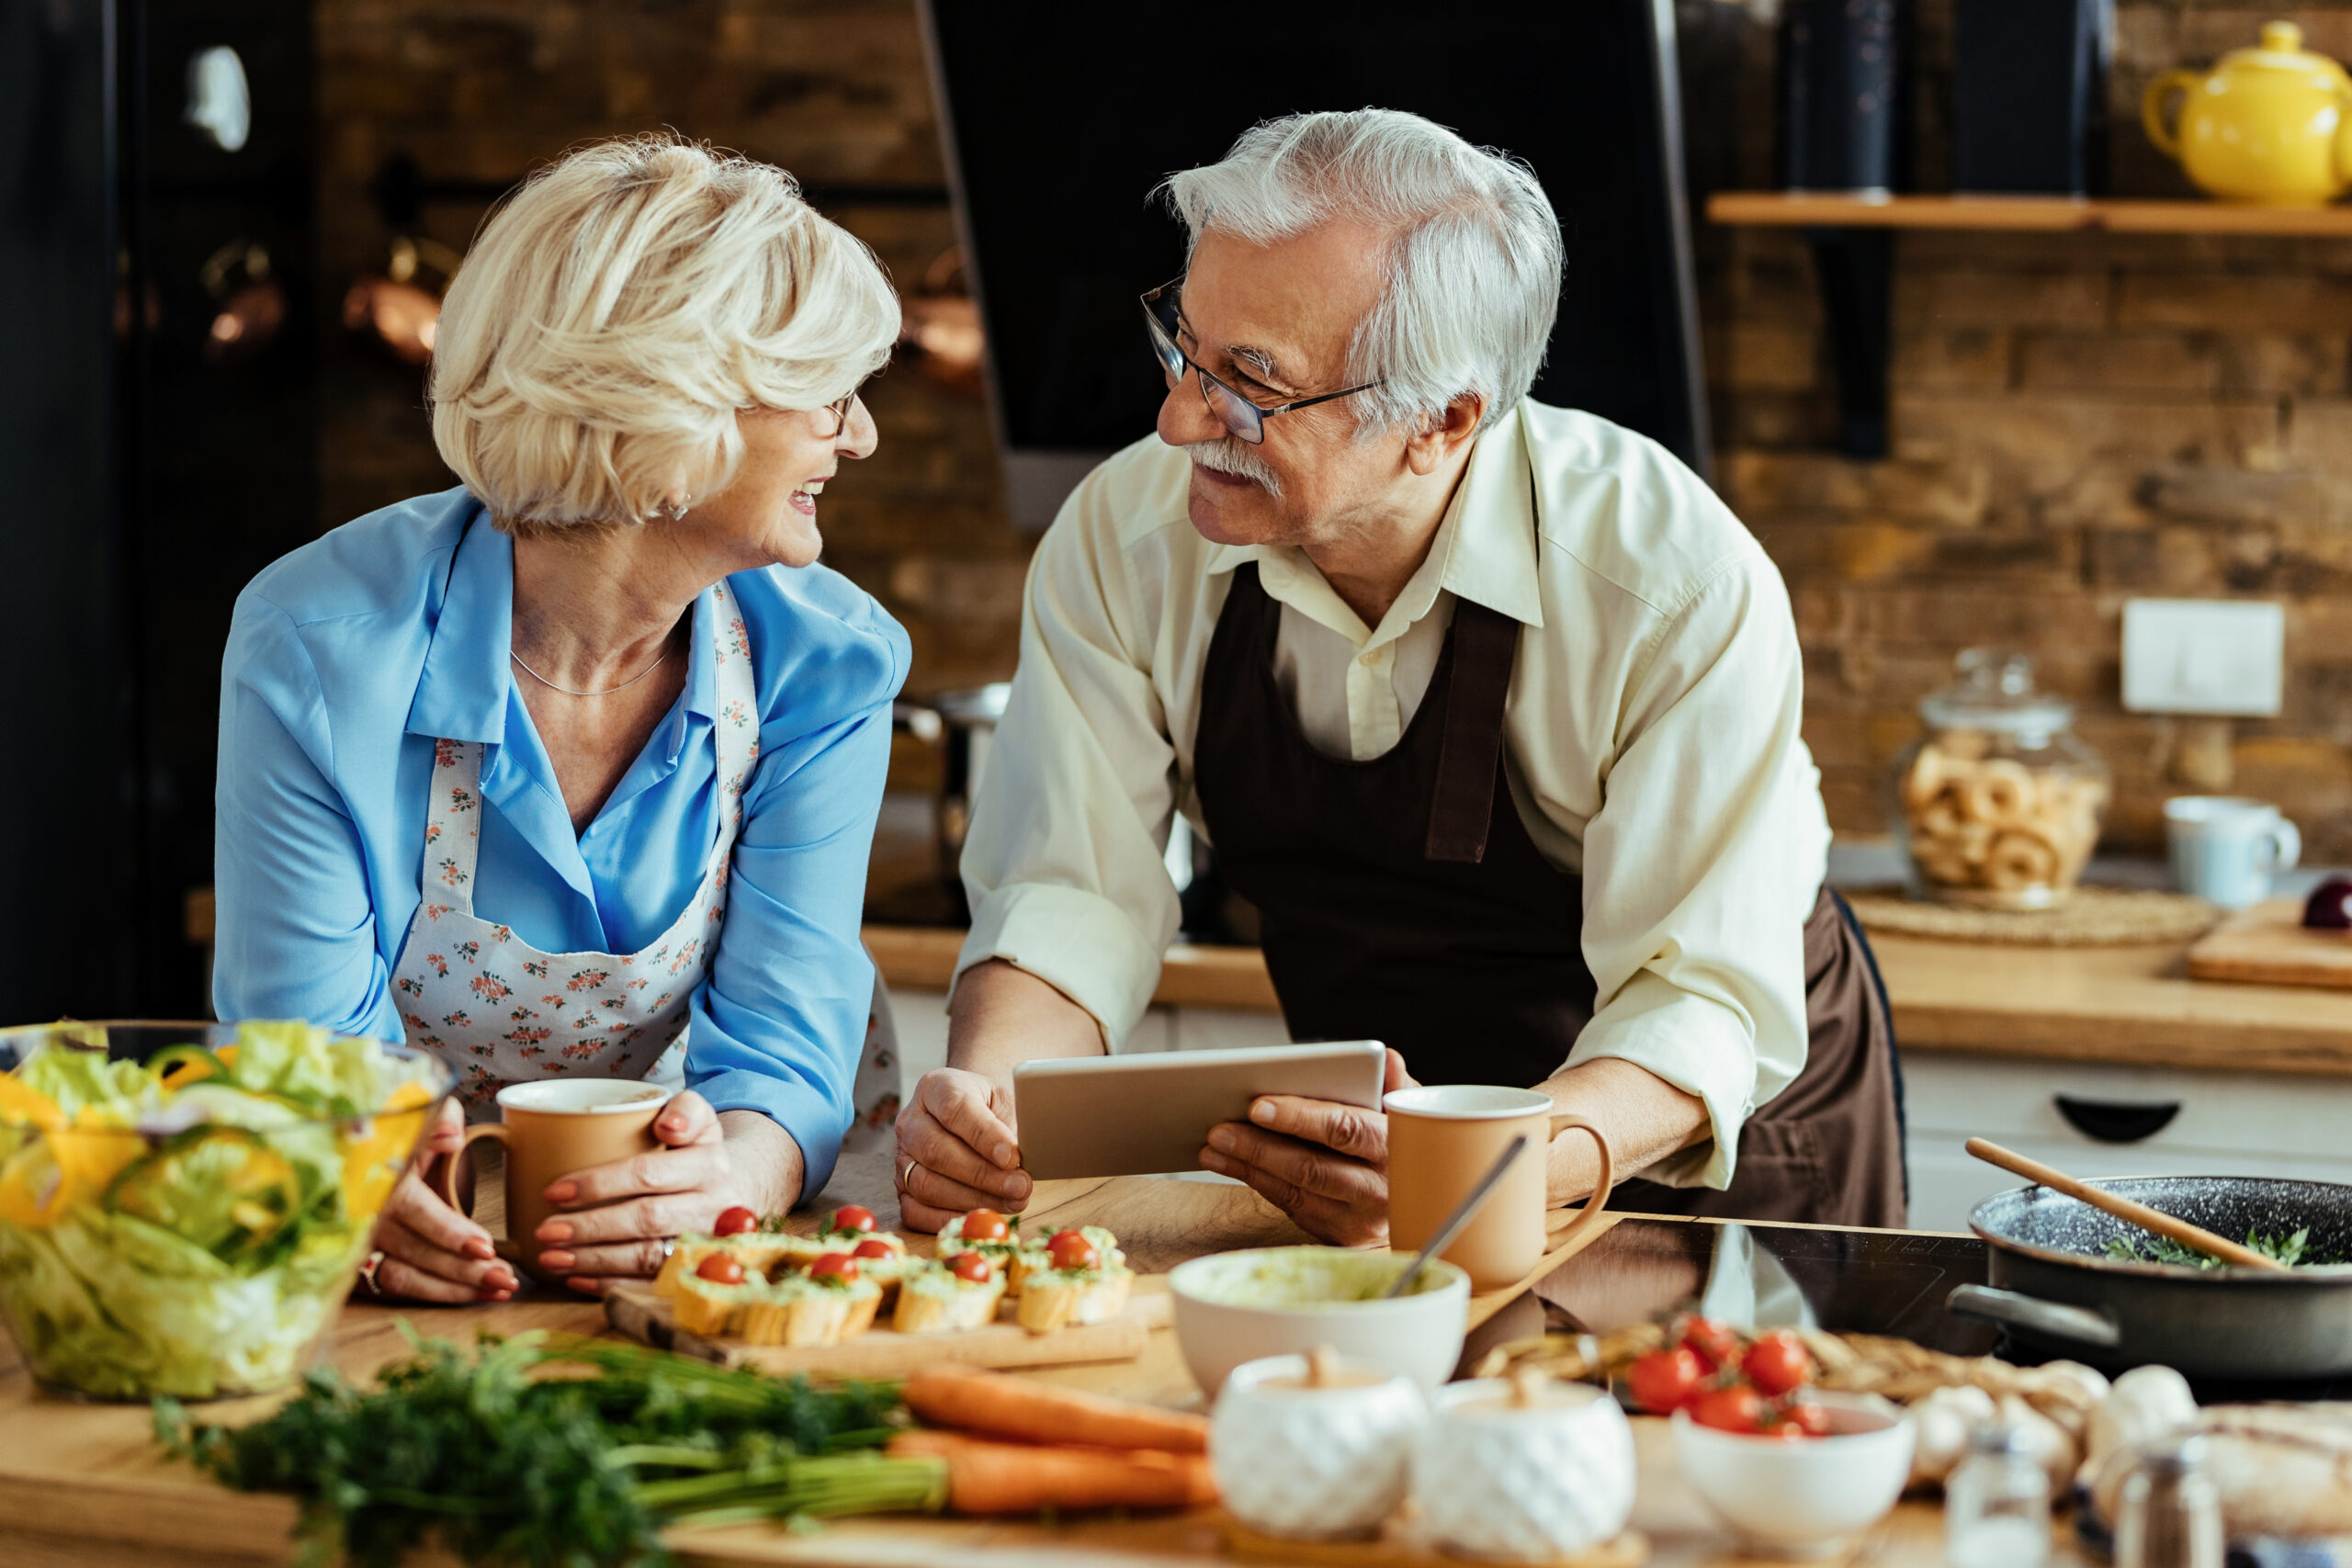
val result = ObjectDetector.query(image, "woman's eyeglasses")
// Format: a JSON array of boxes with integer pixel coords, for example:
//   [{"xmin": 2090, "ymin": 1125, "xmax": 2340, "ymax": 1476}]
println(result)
[
  {"xmin": 819, "ymin": 389, "xmax": 862, "ymax": 438},
  {"xmin": 1140, "ymin": 278, "xmax": 1382, "ymax": 446}
]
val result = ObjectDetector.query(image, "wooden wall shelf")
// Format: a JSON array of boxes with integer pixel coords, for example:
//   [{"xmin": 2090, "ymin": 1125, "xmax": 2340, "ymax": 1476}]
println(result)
[
  {"xmin": 1705, "ymin": 192, "xmax": 2352, "ymax": 456},
  {"xmin": 1707, "ymin": 191, "xmax": 2352, "ymax": 237}
]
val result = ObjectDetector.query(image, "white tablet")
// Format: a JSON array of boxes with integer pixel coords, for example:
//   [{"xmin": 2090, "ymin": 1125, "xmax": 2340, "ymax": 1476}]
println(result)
[{"xmin": 1013, "ymin": 1040, "xmax": 1387, "ymax": 1180}]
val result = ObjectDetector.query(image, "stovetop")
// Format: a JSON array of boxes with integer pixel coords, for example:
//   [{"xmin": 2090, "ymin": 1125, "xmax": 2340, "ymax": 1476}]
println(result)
[{"xmin": 1462, "ymin": 1215, "xmax": 2352, "ymax": 1403}]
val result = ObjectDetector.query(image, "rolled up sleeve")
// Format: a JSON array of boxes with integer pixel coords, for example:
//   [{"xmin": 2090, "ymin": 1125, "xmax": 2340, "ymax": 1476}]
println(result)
[
  {"xmin": 955, "ymin": 486, "xmax": 1182, "ymax": 1047},
  {"xmin": 1568, "ymin": 555, "xmax": 1825, "ymax": 1191}
]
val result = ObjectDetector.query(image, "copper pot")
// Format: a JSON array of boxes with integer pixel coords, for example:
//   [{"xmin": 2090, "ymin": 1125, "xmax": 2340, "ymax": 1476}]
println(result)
[
  {"xmin": 198, "ymin": 240, "xmax": 284, "ymax": 369},
  {"xmin": 344, "ymin": 235, "xmax": 463, "ymax": 366},
  {"xmin": 897, "ymin": 247, "xmax": 984, "ymax": 395}
]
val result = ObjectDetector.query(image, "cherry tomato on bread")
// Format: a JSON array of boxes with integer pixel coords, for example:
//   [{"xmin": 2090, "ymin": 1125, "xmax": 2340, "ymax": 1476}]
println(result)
[
  {"xmin": 695, "ymin": 1253, "xmax": 746, "ymax": 1285},
  {"xmin": 808, "ymin": 1252, "xmax": 860, "ymax": 1284},
  {"xmin": 1743, "ymin": 1330, "xmax": 1814, "ymax": 1397},
  {"xmin": 830, "ymin": 1204, "xmax": 877, "ymax": 1235},
  {"xmin": 946, "ymin": 1251, "xmax": 993, "ymax": 1284},
  {"xmin": 961, "ymin": 1209, "xmax": 1011, "ymax": 1243},
  {"xmin": 1690, "ymin": 1383, "xmax": 1767, "ymax": 1436},
  {"xmin": 853, "ymin": 1237, "xmax": 896, "ymax": 1260},
  {"xmin": 1044, "ymin": 1229, "xmax": 1101, "ymax": 1272},
  {"xmin": 711, "ymin": 1206, "xmax": 758, "ymax": 1236},
  {"xmin": 1627, "ymin": 1345, "xmax": 1708, "ymax": 1415}
]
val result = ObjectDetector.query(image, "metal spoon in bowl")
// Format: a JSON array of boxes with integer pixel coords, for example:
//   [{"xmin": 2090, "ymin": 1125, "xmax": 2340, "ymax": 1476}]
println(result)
[{"xmin": 1384, "ymin": 1134, "xmax": 1530, "ymax": 1299}]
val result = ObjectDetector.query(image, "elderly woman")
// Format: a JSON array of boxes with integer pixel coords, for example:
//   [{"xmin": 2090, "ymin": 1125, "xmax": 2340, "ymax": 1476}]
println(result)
[{"xmin": 213, "ymin": 136, "xmax": 909, "ymax": 1303}]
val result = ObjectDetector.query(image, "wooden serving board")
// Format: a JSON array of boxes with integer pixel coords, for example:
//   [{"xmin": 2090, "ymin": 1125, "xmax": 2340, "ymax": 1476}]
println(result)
[
  {"xmin": 2186, "ymin": 897, "xmax": 2352, "ymax": 988},
  {"xmin": 605, "ymin": 1276, "xmax": 1172, "ymax": 1377}
]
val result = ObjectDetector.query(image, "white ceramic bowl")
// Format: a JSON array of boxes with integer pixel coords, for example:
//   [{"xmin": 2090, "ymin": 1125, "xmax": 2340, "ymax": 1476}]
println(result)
[
  {"xmin": 1212, "ymin": 1353, "xmax": 1426, "ymax": 1540},
  {"xmin": 1168, "ymin": 1247, "xmax": 1470, "ymax": 1394},
  {"xmin": 1670, "ymin": 1392, "xmax": 1916, "ymax": 1560},
  {"xmin": 1414, "ymin": 1377, "xmax": 1636, "ymax": 1562}
]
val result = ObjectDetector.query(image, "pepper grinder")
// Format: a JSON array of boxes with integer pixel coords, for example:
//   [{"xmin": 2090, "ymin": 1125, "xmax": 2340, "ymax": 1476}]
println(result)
[{"xmin": 2113, "ymin": 1435, "xmax": 2224, "ymax": 1568}]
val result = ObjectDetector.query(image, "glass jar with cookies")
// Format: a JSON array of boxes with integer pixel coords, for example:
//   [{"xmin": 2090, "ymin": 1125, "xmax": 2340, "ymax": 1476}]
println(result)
[{"xmin": 1893, "ymin": 650, "xmax": 2108, "ymax": 910}]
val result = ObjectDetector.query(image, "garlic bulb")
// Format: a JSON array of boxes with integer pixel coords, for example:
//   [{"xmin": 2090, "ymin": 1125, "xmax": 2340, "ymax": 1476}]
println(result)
[{"xmin": 1910, "ymin": 1384, "xmax": 1999, "ymax": 1486}]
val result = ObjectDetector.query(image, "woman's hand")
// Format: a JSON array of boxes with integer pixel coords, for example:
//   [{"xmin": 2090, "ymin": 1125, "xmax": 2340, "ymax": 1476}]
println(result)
[
  {"xmin": 367, "ymin": 1098, "xmax": 520, "ymax": 1304},
  {"xmin": 1198, "ymin": 1049, "xmax": 1416, "ymax": 1247},
  {"xmin": 532, "ymin": 1091, "xmax": 804, "ymax": 1294}
]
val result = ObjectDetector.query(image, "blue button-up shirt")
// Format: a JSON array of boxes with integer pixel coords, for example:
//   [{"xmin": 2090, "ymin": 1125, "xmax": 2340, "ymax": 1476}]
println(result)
[{"xmin": 213, "ymin": 487, "xmax": 910, "ymax": 1193}]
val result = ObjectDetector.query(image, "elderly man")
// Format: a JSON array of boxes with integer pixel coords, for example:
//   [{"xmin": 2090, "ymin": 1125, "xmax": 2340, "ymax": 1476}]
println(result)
[{"xmin": 894, "ymin": 108, "xmax": 1903, "ymax": 1240}]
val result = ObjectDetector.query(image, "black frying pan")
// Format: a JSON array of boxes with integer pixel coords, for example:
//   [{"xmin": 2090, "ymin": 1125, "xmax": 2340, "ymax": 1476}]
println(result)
[{"xmin": 1951, "ymin": 1176, "xmax": 2352, "ymax": 1380}]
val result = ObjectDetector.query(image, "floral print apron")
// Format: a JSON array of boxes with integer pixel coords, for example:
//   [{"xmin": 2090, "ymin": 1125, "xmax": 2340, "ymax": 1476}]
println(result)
[{"xmin": 386, "ymin": 580, "xmax": 903, "ymax": 1177}]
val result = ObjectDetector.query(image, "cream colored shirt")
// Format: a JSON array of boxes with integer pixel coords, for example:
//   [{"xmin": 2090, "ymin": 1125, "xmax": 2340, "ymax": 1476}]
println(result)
[{"xmin": 954, "ymin": 402, "xmax": 1831, "ymax": 1190}]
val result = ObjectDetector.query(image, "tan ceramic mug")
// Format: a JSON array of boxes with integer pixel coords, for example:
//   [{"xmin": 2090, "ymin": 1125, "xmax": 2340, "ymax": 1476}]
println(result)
[
  {"xmin": 434, "ymin": 1078, "xmax": 669, "ymax": 1282},
  {"xmin": 1385, "ymin": 1086, "xmax": 1612, "ymax": 1292}
]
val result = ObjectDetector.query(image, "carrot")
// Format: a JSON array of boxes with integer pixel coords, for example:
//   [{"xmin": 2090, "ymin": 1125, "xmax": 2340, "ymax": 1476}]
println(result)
[
  {"xmin": 900, "ymin": 1364, "xmax": 1209, "ymax": 1454},
  {"xmin": 888, "ymin": 1429, "xmax": 1217, "ymax": 1514}
]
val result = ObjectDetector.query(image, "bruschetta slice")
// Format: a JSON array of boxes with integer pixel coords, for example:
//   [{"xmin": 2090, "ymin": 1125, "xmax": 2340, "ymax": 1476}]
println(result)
[
  {"xmin": 1014, "ymin": 1227, "xmax": 1135, "ymax": 1334},
  {"xmin": 655, "ymin": 1233, "xmax": 796, "ymax": 1296},
  {"xmin": 735, "ymin": 1255, "xmax": 885, "ymax": 1348},
  {"xmin": 893, "ymin": 1251, "xmax": 1010, "ymax": 1334}
]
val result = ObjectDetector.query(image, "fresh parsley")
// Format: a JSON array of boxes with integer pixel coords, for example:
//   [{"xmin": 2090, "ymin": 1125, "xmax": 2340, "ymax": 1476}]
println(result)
[{"xmin": 153, "ymin": 1325, "xmax": 944, "ymax": 1568}]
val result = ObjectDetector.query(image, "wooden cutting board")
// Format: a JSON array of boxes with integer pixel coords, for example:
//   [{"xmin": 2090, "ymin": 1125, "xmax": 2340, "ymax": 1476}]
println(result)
[
  {"xmin": 605, "ymin": 1276, "xmax": 1171, "ymax": 1377},
  {"xmin": 2185, "ymin": 897, "xmax": 2352, "ymax": 988}
]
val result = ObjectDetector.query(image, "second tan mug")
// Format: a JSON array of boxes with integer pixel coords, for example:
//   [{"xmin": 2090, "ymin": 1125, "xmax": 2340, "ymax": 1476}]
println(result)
[
  {"xmin": 1385, "ymin": 1085, "xmax": 1612, "ymax": 1292},
  {"xmin": 434, "ymin": 1077, "xmax": 669, "ymax": 1282}
]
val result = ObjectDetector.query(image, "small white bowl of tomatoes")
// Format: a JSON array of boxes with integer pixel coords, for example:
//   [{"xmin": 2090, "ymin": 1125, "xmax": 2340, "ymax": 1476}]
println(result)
[{"xmin": 1630, "ymin": 1317, "xmax": 1913, "ymax": 1560}]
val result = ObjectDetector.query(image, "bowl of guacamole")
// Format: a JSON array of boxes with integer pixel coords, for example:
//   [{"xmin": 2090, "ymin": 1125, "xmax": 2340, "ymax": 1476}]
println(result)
[
  {"xmin": 0, "ymin": 1020, "xmax": 450, "ymax": 1400},
  {"xmin": 1169, "ymin": 1246, "xmax": 1471, "ymax": 1394}
]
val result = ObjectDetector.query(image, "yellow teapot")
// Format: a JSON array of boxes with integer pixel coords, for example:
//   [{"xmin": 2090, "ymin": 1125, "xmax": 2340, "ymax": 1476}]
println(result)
[
  {"xmin": 2144, "ymin": 21, "xmax": 2352, "ymax": 205},
  {"xmin": 2154, "ymin": 21, "xmax": 2352, "ymax": 204}
]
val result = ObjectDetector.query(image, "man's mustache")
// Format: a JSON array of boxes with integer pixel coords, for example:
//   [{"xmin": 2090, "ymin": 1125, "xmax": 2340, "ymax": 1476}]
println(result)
[{"xmin": 1187, "ymin": 437, "xmax": 1283, "ymax": 499}]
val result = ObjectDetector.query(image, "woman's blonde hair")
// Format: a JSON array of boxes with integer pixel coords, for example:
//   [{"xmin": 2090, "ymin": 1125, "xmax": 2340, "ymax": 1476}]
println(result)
[{"xmin": 429, "ymin": 134, "xmax": 897, "ymax": 533}]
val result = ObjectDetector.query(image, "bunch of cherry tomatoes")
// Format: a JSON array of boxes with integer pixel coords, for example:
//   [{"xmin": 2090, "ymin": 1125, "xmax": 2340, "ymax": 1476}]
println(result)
[{"xmin": 1626, "ymin": 1315, "xmax": 1827, "ymax": 1438}]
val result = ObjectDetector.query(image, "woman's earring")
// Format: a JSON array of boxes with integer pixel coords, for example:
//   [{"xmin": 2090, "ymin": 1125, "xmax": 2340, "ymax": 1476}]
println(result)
[{"xmin": 661, "ymin": 493, "xmax": 692, "ymax": 521}]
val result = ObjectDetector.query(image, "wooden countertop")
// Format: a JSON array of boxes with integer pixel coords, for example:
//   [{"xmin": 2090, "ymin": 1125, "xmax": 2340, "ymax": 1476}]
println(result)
[
  {"xmin": 864, "ymin": 924, "xmax": 1281, "ymax": 1011},
  {"xmin": 867, "ymin": 921, "xmax": 2352, "ymax": 1077},
  {"xmin": 0, "ymin": 1164, "xmax": 2086, "ymax": 1567},
  {"xmin": 1868, "ymin": 931, "xmax": 2352, "ymax": 1077}
]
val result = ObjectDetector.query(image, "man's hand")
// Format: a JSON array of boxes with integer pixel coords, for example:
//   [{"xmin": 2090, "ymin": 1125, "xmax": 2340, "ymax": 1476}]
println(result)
[
  {"xmin": 895, "ymin": 1067, "xmax": 1033, "ymax": 1233},
  {"xmin": 1200, "ymin": 1049, "xmax": 1416, "ymax": 1245}
]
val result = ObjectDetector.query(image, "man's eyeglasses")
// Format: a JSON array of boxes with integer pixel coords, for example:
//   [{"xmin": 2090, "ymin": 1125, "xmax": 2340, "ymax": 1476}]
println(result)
[{"xmin": 1141, "ymin": 279, "xmax": 1382, "ymax": 446}]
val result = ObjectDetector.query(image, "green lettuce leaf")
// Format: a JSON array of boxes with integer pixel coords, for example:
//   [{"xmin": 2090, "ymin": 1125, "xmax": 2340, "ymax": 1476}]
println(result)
[{"xmin": 17, "ymin": 1050, "xmax": 153, "ymax": 1123}]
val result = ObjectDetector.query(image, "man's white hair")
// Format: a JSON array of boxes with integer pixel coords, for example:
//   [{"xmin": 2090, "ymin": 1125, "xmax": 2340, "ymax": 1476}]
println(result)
[
  {"xmin": 430, "ymin": 133, "xmax": 897, "ymax": 534},
  {"xmin": 1159, "ymin": 109, "xmax": 1563, "ymax": 439}
]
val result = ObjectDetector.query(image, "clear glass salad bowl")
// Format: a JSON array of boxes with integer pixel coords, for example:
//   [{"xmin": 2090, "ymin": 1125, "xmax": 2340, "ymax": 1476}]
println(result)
[{"xmin": 0, "ymin": 1019, "xmax": 452, "ymax": 1401}]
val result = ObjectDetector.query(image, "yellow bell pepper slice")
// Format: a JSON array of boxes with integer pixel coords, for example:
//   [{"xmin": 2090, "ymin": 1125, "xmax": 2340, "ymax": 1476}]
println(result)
[{"xmin": 0, "ymin": 1075, "xmax": 64, "ymax": 1133}]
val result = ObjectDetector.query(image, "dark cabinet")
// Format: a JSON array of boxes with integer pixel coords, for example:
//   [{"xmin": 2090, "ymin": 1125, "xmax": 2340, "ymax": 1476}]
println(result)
[{"xmin": 0, "ymin": 0, "xmax": 316, "ymax": 1021}]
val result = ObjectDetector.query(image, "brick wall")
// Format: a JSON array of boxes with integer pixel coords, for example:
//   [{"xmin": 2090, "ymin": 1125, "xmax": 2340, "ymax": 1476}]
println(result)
[
  {"xmin": 1691, "ymin": 0, "xmax": 2352, "ymax": 857},
  {"xmin": 317, "ymin": 1, "xmax": 2352, "ymax": 855},
  {"xmin": 314, "ymin": 0, "xmax": 1023, "ymax": 750}
]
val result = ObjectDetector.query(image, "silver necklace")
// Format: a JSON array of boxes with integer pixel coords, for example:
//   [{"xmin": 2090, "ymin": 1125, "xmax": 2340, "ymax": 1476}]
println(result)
[{"xmin": 509, "ymin": 643, "xmax": 672, "ymax": 698}]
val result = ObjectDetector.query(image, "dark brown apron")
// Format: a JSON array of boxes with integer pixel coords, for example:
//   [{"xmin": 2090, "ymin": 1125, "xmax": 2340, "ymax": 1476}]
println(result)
[{"xmin": 1191, "ymin": 563, "xmax": 1905, "ymax": 1229}]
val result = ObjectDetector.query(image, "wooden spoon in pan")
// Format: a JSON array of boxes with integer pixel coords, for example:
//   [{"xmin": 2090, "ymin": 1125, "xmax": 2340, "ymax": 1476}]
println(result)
[{"xmin": 1965, "ymin": 1137, "xmax": 2291, "ymax": 1272}]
